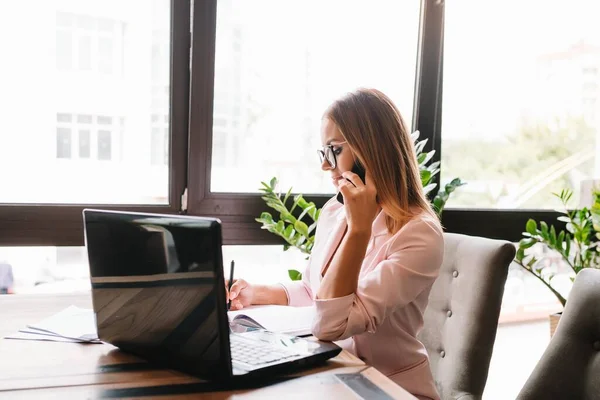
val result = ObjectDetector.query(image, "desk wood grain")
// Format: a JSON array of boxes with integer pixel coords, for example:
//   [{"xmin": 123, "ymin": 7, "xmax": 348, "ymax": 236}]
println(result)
[{"xmin": 0, "ymin": 293, "xmax": 416, "ymax": 399}]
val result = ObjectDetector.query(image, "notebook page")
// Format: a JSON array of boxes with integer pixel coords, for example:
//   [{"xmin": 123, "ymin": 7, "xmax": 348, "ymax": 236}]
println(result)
[
  {"xmin": 228, "ymin": 305, "xmax": 315, "ymax": 336},
  {"xmin": 26, "ymin": 305, "xmax": 98, "ymax": 342}
]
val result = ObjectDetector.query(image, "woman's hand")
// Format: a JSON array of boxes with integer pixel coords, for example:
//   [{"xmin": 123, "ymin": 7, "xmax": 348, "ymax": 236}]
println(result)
[
  {"xmin": 225, "ymin": 279, "xmax": 255, "ymax": 310},
  {"xmin": 338, "ymin": 171, "xmax": 379, "ymax": 235}
]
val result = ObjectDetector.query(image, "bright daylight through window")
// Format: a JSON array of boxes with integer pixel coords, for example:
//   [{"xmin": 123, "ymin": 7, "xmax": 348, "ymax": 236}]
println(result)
[
  {"xmin": 0, "ymin": 0, "xmax": 172, "ymax": 294},
  {"xmin": 442, "ymin": 0, "xmax": 600, "ymax": 211},
  {"xmin": 210, "ymin": 0, "xmax": 420, "ymax": 194},
  {"xmin": 0, "ymin": 0, "xmax": 171, "ymax": 204},
  {"xmin": 442, "ymin": 0, "xmax": 600, "ymax": 322}
]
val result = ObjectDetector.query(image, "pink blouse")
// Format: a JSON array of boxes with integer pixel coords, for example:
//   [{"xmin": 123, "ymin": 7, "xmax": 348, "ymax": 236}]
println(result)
[{"xmin": 280, "ymin": 198, "xmax": 443, "ymax": 400}]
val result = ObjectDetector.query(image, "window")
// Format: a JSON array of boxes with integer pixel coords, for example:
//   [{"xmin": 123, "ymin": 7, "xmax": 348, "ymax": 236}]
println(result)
[
  {"xmin": 442, "ymin": 0, "xmax": 600, "ymax": 210},
  {"xmin": 0, "ymin": 244, "xmax": 304, "ymax": 295},
  {"xmin": 55, "ymin": 113, "xmax": 121, "ymax": 161},
  {"xmin": 151, "ymin": 114, "xmax": 169, "ymax": 166},
  {"xmin": 0, "ymin": 1, "xmax": 174, "ymax": 206},
  {"xmin": 55, "ymin": 12, "xmax": 124, "ymax": 75},
  {"xmin": 56, "ymin": 128, "xmax": 72, "ymax": 159},
  {"xmin": 4, "ymin": 3, "xmax": 443, "ymax": 252},
  {"xmin": 210, "ymin": 0, "xmax": 421, "ymax": 194},
  {"xmin": 97, "ymin": 130, "xmax": 112, "ymax": 160},
  {"xmin": 0, "ymin": 246, "xmax": 90, "ymax": 294},
  {"xmin": 79, "ymin": 130, "xmax": 91, "ymax": 158},
  {"xmin": 438, "ymin": 0, "xmax": 600, "ymax": 323}
]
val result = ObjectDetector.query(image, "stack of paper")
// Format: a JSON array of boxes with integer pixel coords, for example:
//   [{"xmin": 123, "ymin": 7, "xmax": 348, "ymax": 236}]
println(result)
[
  {"xmin": 5, "ymin": 305, "xmax": 101, "ymax": 343},
  {"xmin": 228, "ymin": 305, "xmax": 315, "ymax": 337}
]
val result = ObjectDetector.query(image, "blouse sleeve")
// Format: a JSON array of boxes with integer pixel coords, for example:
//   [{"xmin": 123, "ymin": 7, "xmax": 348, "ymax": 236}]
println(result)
[
  {"xmin": 279, "ymin": 257, "xmax": 314, "ymax": 307},
  {"xmin": 311, "ymin": 218, "xmax": 443, "ymax": 341}
]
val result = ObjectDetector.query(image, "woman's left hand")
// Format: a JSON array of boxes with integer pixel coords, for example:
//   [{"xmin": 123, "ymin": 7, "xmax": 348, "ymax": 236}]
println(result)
[{"xmin": 338, "ymin": 171, "xmax": 379, "ymax": 235}]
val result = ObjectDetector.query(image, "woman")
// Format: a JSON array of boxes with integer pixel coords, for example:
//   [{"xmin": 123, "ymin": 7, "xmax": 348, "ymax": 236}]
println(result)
[{"xmin": 227, "ymin": 88, "xmax": 444, "ymax": 400}]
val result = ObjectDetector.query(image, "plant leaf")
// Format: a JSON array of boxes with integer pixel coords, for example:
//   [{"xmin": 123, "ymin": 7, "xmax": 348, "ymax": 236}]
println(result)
[
  {"xmin": 315, "ymin": 208, "xmax": 321, "ymax": 221},
  {"xmin": 414, "ymin": 138, "xmax": 429, "ymax": 154},
  {"xmin": 420, "ymin": 170, "xmax": 432, "ymax": 185},
  {"xmin": 296, "ymin": 196, "xmax": 309, "ymax": 209},
  {"xmin": 294, "ymin": 233, "xmax": 306, "ymax": 246},
  {"xmin": 516, "ymin": 247, "xmax": 525, "ymax": 261},
  {"xmin": 280, "ymin": 211, "xmax": 296, "ymax": 224},
  {"xmin": 294, "ymin": 220, "xmax": 309, "ymax": 237},
  {"xmin": 410, "ymin": 130, "xmax": 420, "ymax": 142},
  {"xmin": 419, "ymin": 151, "xmax": 435, "ymax": 166},
  {"xmin": 519, "ymin": 238, "xmax": 537, "ymax": 249},
  {"xmin": 540, "ymin": 221, "xmax": 548, "ymax": 238},
  {"xmin": 283, "ymin": 224, "xmax": 295, "ymax": 239},
  {"xmin": 557, "ymin": 230, "xmax": 565, "ymax": 249},
  {"xmin": 308, "ymin": 206, "xmax": 317, "ymax": 221},
  {"xmin": 449, "ymin": 177, "xmax": 466, "ymax": 187},
  {"xmin": 298, "ymin": 203, "xmax": 316, "ymax": 222},
  {"xmin": 275, "ymin": 220, "xmax": 285, "ymax": 233},
  {"xmin": 269, "ymin": 177, "xmax": 277, "ymax": 190},
  {"xmin": 283, "ymin": 186, "xmax": 293, "ymax": 206},
  {"xmin": 290, "ymin": 195, "xmax": 304, "ymax": 213},
  {"xmin": 423, "ymin": 183, "xmax": 437, "ymax": 195},
  {"xmin": 258, "ymin": 212, "xmax": 273, "ymax": 223},
  {"xmin": 427, "ymin": 161, "xmax": 441, "ymax": 172},
  {"xmin": 288, "ymin": 269, "xmax": 302, "ymax": 281},
  {"xmin": 525, "ymin": 219, "xmax": 537, "ymax": 236}
]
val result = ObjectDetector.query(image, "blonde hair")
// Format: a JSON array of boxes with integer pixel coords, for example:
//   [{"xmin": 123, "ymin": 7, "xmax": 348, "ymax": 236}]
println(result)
[{"xmin": 325, "ymin": 88, "xmax": 438, "ymax": 234}]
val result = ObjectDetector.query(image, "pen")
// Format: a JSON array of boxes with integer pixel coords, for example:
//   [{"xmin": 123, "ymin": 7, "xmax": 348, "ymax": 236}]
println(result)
[{"xmin": 227, "ymin": 260, "xmax": 235, "ymax": 310}]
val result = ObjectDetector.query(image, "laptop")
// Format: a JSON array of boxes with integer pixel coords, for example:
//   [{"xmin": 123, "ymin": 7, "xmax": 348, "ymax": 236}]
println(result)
[{"xmin": 82, "ymin": 209, "xmax": 341, "ymax": 382}]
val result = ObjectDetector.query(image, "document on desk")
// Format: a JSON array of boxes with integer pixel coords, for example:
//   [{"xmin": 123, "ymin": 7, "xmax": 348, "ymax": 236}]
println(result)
[
  {"xmin": 5, "ymin": 330, "xmax": 93, "ymax": 343},
  {"xmin": 228, "ymin": 305, "xmax": 315, "ymax": 337},
  {"xmin": 4, "ymin": 305, "xmax": 101, "ymax": 343}
]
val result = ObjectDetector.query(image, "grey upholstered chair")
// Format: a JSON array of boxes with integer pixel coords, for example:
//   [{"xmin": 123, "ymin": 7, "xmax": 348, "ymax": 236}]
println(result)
[
  {"xmin": 417, "ymin": 233, "xmax": 516, "ymax": 400},
  {"xmin": 517, "ymin": 268, "xmax": 600, "ymax": 400}
]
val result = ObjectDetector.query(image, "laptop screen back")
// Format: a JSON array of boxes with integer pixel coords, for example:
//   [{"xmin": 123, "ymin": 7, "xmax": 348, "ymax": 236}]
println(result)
[{"xmin": 83, "ymin": 209, "xmax": 232, "ymax": 379}]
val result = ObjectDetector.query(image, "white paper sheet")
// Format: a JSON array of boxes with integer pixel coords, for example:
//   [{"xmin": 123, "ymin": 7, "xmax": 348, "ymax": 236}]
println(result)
[
  {"xmin": 228, "ymin": 305, "xmax": 315, "ymax": 337},
  {"xmin": 5, "ymin": 330, "xmax": 100, "ymax": 343},
  {"xmin": 25, "ymin": 305, "xmax": 99, "ymax": 342}
]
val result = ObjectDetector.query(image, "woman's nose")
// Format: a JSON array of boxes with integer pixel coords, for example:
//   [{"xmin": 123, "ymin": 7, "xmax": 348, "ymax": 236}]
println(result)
[{"xmin": 321, "ymin": 158, "xmax": 333, "ymax": 172}]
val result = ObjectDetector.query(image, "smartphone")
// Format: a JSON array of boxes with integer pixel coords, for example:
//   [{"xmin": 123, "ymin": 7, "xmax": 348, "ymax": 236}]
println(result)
[{"xmin": 336, "ymin": 161, "xmax": 367, "ymax": 204}]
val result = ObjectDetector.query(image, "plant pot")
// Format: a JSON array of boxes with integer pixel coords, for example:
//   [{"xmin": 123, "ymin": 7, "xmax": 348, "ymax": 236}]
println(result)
[{"xmin": 549, "ymin": 312, "xmax": 562, "ymax": 337}]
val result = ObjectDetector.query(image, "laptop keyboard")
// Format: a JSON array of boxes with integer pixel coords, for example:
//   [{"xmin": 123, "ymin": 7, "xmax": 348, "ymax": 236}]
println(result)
[{"xmin": 230, "ymin": 336, "xmax": 301, "ymax": 366}]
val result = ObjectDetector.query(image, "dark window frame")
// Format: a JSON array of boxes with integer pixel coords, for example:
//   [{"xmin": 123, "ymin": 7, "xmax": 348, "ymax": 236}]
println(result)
[
  {"xmin": 0, "ymin": 0, "xmax": 190, "ymax": 247},
  {"xmin": 1, "ymin": 0, "xmax": 564, "ymax": 247},
  {"xmin": 186, "ymin": 0, "xmax": 563, "ymax": 245},
  {"xmin": 418, "ymin": 0, "xmax": 564, "ymax": 242},
  {"xmin": 187, "ymin": 0, "xmax": 431, "ymax": 244}
]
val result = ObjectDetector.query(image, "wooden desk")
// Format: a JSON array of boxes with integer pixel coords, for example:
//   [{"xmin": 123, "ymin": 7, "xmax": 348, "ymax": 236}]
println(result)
[{"xmin": 0, "ymin": 293, "xmax": 416, "ymax": 399}]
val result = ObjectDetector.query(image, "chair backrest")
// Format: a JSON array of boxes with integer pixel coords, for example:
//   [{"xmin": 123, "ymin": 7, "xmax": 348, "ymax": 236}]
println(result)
[
  {"xmin": 517, "ymin": 268, "xmax": 600, "ymax": 400},
  {"xmin": 417, "ymin": 233, "xmax": 515, "ymax": 400}
]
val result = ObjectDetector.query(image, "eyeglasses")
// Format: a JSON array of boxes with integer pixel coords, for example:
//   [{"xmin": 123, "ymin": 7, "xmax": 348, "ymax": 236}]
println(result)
[{"xmin": 317, "ymin": 141, "xmax": 347, "ymax": 168}]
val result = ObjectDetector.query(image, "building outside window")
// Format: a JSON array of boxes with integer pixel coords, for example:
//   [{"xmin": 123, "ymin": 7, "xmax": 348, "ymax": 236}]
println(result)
[
  {"xmin": 56, "ymin": 11, "xmax": 124, "ymax": 75},
  {"xmin": 55, "ymin": 113, "xmax": 122, "ymax": 161}
]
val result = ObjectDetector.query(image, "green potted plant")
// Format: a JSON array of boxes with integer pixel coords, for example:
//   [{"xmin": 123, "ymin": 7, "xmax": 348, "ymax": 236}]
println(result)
[
  {"xmin": 256, "ymin": 130, "xmax": 465, "ymax": 280},
  {"xmin": 514, "ymin": 188, "xmax": 600, "ymax": 335}
]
